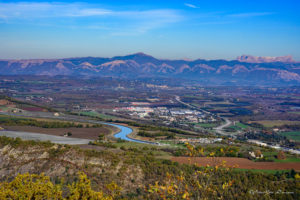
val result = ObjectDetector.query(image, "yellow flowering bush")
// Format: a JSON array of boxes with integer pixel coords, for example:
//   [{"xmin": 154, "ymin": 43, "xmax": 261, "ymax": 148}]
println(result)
[
  {"xmin": 146, "ymin": 142, "xmax": 234, "ymax": 200},
  {"xmin": 0, "ymin": 172, "xmax": 119, "ymax": 200}
]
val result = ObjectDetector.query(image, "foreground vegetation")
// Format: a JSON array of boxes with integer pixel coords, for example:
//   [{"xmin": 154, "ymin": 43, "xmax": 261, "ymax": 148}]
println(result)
[
  {"xmin": 0, "ymin": 136, "xmax": 299, "ymax": 199},
  {"xmin": 0, "ymin": 172, "xmax": 121, "ymax": 200}
]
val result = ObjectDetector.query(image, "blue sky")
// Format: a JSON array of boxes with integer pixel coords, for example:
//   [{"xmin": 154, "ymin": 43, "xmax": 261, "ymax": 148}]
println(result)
[{"xmin": 0, "ymin": 0, "xmax": 299, "ymax": 60}]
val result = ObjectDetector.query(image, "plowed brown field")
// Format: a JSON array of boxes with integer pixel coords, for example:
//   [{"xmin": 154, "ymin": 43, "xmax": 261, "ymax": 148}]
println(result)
[{"xmin": 171, "ymin": 157, "xmax": 300, "ymax": 170}]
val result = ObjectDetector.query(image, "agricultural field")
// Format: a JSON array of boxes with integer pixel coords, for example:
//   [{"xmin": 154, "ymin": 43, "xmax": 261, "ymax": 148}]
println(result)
[
  {"xmin": 289, "ymin": 112, "xmax": 300, "ymax": 115},
  {"xmin": 223, "ymin": 122, "xmax": 250, "ymax": 133},
  {"xmin": 262, "ymin": 151, "xmax": 300, "ymax": 163},
  {"xmin": 232, "ymin": 168, "xmax": 291, "ymax": 174},
  {"xmin": 195, "ymin": 123, "xmax": 219, "ymax": 128},
  {"xmin": 279, "ymin": 131, "xmax": 300, "ymax": 142},
  {"xmin": 79, "ymin": 111, "xmax": 117, "ymax": 120},
  {"xmin": 249, "ymin": 120, "xmax": 300, "ymax": 128},
  {"xmin": 235, "ymin": 122, "xmax": 249, "ymax": 129},
  {"xmin": 171, "ymin": 157, "xmax": 300, "ymax": 170}
]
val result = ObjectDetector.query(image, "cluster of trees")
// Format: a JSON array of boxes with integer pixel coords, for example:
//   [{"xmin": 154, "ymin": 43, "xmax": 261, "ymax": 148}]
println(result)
[
  {"xmin": 138, "ymin": 131, "xmax": 175, "ymax": 139},
  {"xmin": 277, "ymin": 124, "xmax": 300, "ymax": 131},
  {"xmin": 277, "ymin": 150, "xmax": 286, "ymax": 160},
  {"xmin": 242, "ymin": 131, "xmax": 295, "ymax": 148},
  {"xmin": 246, "ymin": 122, "xmax": 265, "ymax": 129},
  {"xmin": 0, "ymin": 117, "xmax": 102, "ymax": 129},
  {"xmin": 247, "ymin": 121, "xmax": 300, "ymax": 132},
  {"xmin": 224, "ymin": 126, "xmax": 238, "ymax": 132},
  {"xmin": 229, "ymin": 108, "xmax": 253, "ymax": 116},
  {"xmin": 0, "ymin": 136, "xmax": 54, "ymax": 149},
  {"xmin": 90, "ymin": 141, "xmax": 118, "ymax": 149},
  {"xmin": 205, "ymin": 146, "xmax": 240, "ymax": 157}
]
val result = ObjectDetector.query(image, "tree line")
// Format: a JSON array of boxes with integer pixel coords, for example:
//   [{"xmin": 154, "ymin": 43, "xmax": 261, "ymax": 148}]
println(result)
[{"xmin": 0, "ymin": 116, "xmax": 102, "ymax": 128}]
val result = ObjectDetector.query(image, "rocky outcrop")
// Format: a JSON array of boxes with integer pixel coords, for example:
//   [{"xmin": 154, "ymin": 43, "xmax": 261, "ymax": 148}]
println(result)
[{"xmin": 0, "ymin": 143, "xmax": 144, "ymax": 190}]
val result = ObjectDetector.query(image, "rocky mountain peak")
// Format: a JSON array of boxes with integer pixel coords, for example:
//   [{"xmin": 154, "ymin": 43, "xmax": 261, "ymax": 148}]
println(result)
[{"xmin": 237, "ymin": 55, "xmax": 295, "ymax": 63}]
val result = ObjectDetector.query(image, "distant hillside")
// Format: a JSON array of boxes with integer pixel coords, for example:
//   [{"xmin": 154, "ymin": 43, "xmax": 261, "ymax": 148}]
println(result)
[{"xmin": 1, "ymin": 53, "xmax": 300, "ymax": 85}]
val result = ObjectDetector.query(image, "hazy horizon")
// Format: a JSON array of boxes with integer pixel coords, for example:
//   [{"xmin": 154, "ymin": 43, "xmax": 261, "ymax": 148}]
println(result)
[{"xmin": 0, "ymin": 52, "xmax": 298, "ymax": 63}]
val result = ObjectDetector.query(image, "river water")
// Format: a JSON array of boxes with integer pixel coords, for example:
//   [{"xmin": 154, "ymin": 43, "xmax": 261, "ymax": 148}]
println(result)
[{"xmin": 103, "ymin": 122, "xmax": 157, "ymax": 145}]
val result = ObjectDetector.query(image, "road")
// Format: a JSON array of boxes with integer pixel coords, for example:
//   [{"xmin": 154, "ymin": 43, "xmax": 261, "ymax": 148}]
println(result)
[
  {"xmin": 214, "ymin": 118, "xmax": 232, "ymax": 136},
  {"xmin": 0, "ymin": 130, "xmax": 92, "ymax": 145},
  {"xmin": 175, "ymin": 95, "xmax": 233, "ymax": 137},
  {"xmin": 175, "ymin": 96, "xmax": 300, "ymax": 153},
  {"xmin": 175, "ymin": 95, "xmax": 210, "ymax": 114}
]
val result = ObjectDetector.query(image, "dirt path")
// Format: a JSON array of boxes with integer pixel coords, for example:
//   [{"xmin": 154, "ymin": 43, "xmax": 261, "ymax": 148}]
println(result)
[
  {"xmin": 171, "ymin": 157, "xmax": 300, "ymax": 170},
  {"xmin": 0, "ymin": 130, "xmax": 92, "ymax": 145}
]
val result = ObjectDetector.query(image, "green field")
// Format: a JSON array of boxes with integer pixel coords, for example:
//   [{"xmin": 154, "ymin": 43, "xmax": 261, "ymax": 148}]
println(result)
[
  {"xmin": 195, "ymin": 123, "xmax": 219, "ymax": 128},
  {"xmin": 273, "ymin": 157, "xmax": 300, "ymax": 163},
  {"xmin": 159, "ymin": 140, "xmax": 186, "ymax": 148},
  {"xmin": 226, "ymin": 126, "xmax": 240, "ymax": 131},
  {"xmin": 263, "ymin": 151, "xmax": 300, "ymax": 163},
  {"xmin": 79, "ymin": 111, "xmax": 116, "ymax": 119},
  {"xmin": 289, "ymin": 112, "xmax": 300, "ymax": 115},
  {"xmin": 251, "ymin": 120, "xmax": 300, "ymax": 128},
  {"xmin": 183, "ymin": 95, "xmax": 205, "ymax": 100},
  {"xmin": 279, "ymin": 131, "xmax": 300, "ymax": 142},
  {"xmin": 196, "ymin": 166, "xmax": 292, "ymax": 174},
  {"xmin": 204, "ymin": 101, "xmax": 234, "ymax": 105},
  {"xmin": 114, "ymin": 140, "xmax": 157, "ymax": 149},
  {"xmin": 224, "ymin": 122, "xmax": 249, "ymax": 132},
  {"xmin": 191, "ymin": 103, "xmax": 202, "ymax": 107},
  {"xmin": 0, "ymin": 106, "xmax": 10, "ymax": 112},
  {"xmin": 235, "ymin": 122, "xmax": 249, "ymax": 129},
  {"xmin": 233, "ymin": 168, "xmax": 291, "ymax": 174},
  {"xmin": 97, "ymin": 113, "xmax": 117, "ymax": 119},
  {"xmin": 113, "ymin": 141, "xmax": 173, "ymax": 159}
]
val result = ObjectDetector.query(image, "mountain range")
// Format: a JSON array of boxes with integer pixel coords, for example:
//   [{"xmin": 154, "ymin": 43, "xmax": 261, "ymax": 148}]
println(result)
[{"xmin": 1, "ymin": 53, "xmax": 300, "ymax": 85}]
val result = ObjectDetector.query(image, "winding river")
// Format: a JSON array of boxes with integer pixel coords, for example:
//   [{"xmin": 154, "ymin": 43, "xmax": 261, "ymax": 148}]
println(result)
[{"xmin": 102, "ymin": 122, "xmax": 157, "ymax": 145}]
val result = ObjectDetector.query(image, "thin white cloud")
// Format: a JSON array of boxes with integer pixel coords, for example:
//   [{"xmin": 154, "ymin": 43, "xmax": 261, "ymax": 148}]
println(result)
[
  {"xmin": 184, "ymin": 3, "xmax": 198, "ymax": 9},
  {"xmin": 0, "ymin": 2, "xmax": 181, "ymax": 19},
  {"xmin": 0, "ymin": 2, "xmax": 182, "ymax": 34},
  {"xmin": 228, "ymin": 12, "xmax": 274, "ymax": 18},
  {"xmin": 65, "ymin": 9, "xmax": 112, "ymax": 17},
  {"xmin": 0, "ymin": 2, "xmax": 111, "ymax": 18}
]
